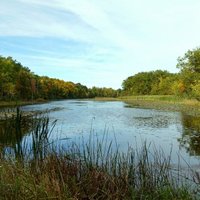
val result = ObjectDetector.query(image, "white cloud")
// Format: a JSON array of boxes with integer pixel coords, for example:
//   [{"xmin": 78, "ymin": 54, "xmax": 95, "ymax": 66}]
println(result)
[{"xmin": 1, "ymin": 0, "xmax": 200, "ymax": 88}]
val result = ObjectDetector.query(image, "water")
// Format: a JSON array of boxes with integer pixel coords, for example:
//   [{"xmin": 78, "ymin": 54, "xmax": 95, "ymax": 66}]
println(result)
[{"xmin": 1, "ymin": 100, "xmax": 200, "ymax": 168}]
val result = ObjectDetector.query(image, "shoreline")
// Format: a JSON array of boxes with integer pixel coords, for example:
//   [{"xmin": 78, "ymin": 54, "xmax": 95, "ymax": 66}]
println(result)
[
  {"xmin": 120, "ymin": 96, "xmax": 200, "ymax": 116},
  {"xmin": 1, "ymin": 96, "xmax": 200, "ymax": 117},
  {"xmin": 0, "ymin": 99, "xmax": 48, "ymax": 108},
  {"xmin": 94, "ymin": 95, "xmax": 200, "ymax": 116}
]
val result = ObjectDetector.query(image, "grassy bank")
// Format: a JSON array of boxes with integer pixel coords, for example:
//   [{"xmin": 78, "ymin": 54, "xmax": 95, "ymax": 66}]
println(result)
[
  {"xmin": 119, "ymin": 95, "xmax": 200, "ymax": 116},
  {"xmin": 0, "ymin": 110, "xmax": 199, "ymax": 199},
  {"xmin": 99, "ymin": 95, "xmax": 200, "ymax": 116},
  {"xmin": 93, "ymin": 95, "xmax": 200, "ymax": 116},
  {"xmin": 0, "ymin": 99, "xmax": 47, "ymax": 108}
]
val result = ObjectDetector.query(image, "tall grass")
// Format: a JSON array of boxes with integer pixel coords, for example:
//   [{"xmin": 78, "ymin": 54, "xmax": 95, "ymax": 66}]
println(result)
[{"xmin": 0, "ymin": 108, "xmax": 199, "ymax": 199}]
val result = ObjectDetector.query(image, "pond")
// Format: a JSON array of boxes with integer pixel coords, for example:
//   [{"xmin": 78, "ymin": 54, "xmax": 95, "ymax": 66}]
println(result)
[{"xmin": 1, "ymin": 100, "xmax": 200, "ymax": 168}]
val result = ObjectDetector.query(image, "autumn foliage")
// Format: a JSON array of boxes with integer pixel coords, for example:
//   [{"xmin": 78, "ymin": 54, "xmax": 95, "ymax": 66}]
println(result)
[{"xmin": 0, "ymin": 56, "xmax": 118, "ymax": 101}]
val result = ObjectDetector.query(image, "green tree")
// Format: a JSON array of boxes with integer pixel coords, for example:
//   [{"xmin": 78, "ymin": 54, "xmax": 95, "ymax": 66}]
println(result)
[
  {"xmin": 177, "ymin": 47, "xmax": 200, "ymax": 73},
  {"xmin": 15, "ymin": 70, "xmax": 33, "ymax": 100},
  {"xmin": 122, "ymin": 70, "xmax": 172, "ymax": 95},
  {"xmin": 0, "ymin": 55, "xmax": 118, "ymax": 101},
  {"xmin": 176, "ymin": 48, "xmax": 200, "ymax": 97},
  {"xmin": 191, "ymin": 80, "xmax": 200, "ymax": 100}
]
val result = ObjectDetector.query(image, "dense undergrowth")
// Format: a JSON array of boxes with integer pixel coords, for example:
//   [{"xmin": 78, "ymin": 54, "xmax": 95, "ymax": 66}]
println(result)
[{"xmin": 0, "ymin": 109, "xmax": 199, "ymax": 199}]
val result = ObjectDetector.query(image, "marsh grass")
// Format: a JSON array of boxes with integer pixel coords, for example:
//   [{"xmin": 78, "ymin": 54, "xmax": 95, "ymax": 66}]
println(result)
[
  {"xmin": 120, "ymin": 95, "xmax": 200, "ymax": 117},
  {"xmin": 0, "ymin": 108, "xmax": 199, "ymax": 199},
  {"xmin": 120, "ymin": 95, "xmax": 181, "ymax": 101}
]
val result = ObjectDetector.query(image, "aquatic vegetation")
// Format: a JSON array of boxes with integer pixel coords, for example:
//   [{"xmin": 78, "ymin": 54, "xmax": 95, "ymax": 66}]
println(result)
[{"xmin": 0, "ymin": 109, "xmax": 199, "ymax": 199}]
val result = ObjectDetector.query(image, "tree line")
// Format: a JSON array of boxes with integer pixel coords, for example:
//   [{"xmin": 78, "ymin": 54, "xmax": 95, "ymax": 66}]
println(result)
[
  {"xmin": 0, "ymin": 56, "xmax": 118, "ymax": 101},
  {"xmin": 122, "ymin": 47, "xmax": 200, "ymax": 99},
  {"xmin": 1, "ymin": 47, "xmax": 200, "ymax": 101}
]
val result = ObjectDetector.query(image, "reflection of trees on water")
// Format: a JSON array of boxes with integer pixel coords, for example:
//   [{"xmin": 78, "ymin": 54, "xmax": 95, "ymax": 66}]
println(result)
[
  {"xmin": 0, "ymin": 113, "xmax": 32, "ymax": 159},
  {"xmin": 0, "ymin": 109, "xmax": 54, "ymax": 161},
  {"xmin": 178, "ymin": 115, "xmax": 200, "ymax": 156}
]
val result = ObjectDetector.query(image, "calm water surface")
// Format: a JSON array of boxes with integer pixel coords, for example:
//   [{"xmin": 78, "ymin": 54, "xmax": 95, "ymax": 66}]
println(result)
[{"xmin": 2, "ymin": 100, "xmax": 200, "ymax": 167}]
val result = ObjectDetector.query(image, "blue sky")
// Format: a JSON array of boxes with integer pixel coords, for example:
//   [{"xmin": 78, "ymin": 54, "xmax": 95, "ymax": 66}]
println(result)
[{"xmin": 1, "ymin": 0, "xmax": 200, "ymax": 89}]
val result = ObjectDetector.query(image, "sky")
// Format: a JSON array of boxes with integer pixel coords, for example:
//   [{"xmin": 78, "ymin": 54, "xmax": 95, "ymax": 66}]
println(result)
[{"xmin": 1, "ymin": 0, "xmax": 200, "ymax": 89}]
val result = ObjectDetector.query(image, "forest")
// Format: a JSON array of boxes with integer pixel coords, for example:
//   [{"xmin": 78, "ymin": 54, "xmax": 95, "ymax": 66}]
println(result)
[
  {"xmin": 0, "ymin": 47, "xmax": 200, "ymax": 101},
  {"xmin": 0, "ymin": 56, "xmax": 118, "ymax": 101},
  {"xmin": 122, "ymin": 47, "xmax": 200, "ymax": 99}
]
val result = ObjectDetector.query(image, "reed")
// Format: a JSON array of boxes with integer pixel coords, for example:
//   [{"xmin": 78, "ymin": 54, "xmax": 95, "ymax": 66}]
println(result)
[{"xmin": 0, "ymin": 109, "xmax": 198, "ymax": 199}]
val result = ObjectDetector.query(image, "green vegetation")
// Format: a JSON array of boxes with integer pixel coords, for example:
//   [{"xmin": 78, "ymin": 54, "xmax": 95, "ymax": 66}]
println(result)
[
  {"xmin": 0, "ymin": 110, "xmax": 198, "ymax": 199},
  {"xmin": 120, "ymin": 95, "xmax": 200, "ymax": 116},
  {"xmin": 1, "ymin": 47, "xmax": 200, "ymax": 104},
  {"xmin": 122, "ymin": 70, "xmax": 176, "ymax": 95},
  {"xmin": 122, "ymin": 47, "xmax": 200, "ymax": 100},
  {"xmin": 0, "ymin": 56, "xmax": 118, "ymax": 102},
  {"xmin": 1, "ymin": 47, "xmax": 200, "ymax": 199},
  {"xmin": 178, "ymin": 114, "xmax": 200, "ymax": 156}
]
